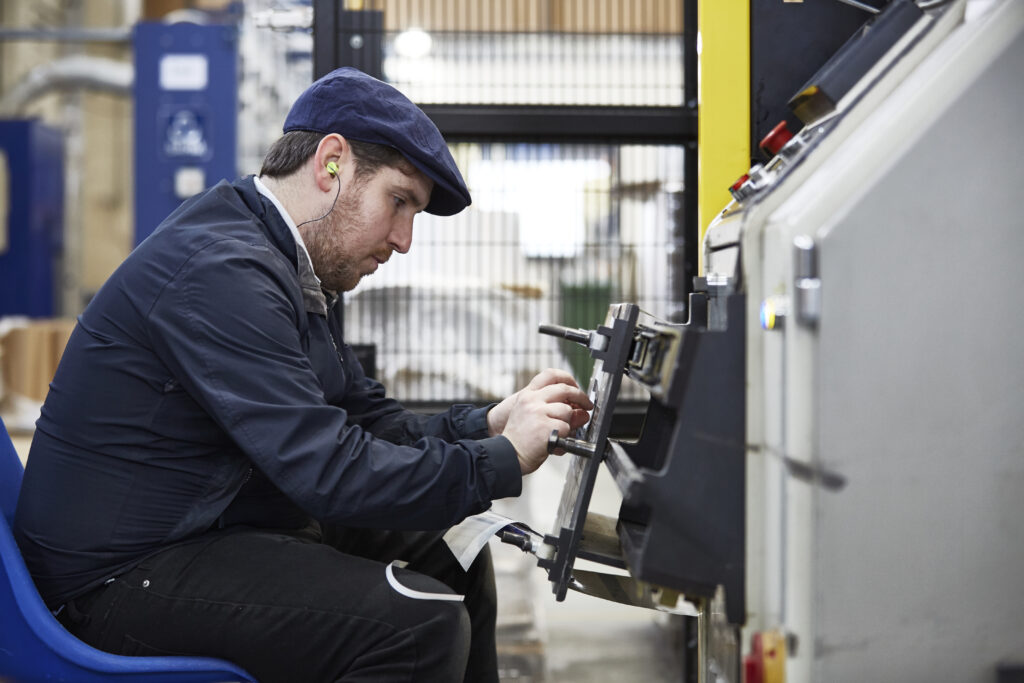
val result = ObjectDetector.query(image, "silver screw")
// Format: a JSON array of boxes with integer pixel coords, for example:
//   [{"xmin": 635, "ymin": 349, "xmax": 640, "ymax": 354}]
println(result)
[{"xmin": 142, "ymin": 579, "xmax": 150, "ymax": 588}]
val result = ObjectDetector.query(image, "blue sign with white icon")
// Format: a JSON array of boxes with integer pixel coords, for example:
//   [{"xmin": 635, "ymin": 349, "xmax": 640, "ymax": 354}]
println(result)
[{"xmin": 134, "ymin": 22, "xmax": 237, "ymax": 245}]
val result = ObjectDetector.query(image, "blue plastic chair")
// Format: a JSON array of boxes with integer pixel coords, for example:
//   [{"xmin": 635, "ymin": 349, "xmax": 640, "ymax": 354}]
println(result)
[{"xmin": 0, "ymin": 417, "xmax": 257, "ymax": 681}]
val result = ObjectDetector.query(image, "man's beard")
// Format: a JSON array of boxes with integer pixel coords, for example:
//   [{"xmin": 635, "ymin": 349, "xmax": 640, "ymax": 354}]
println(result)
[{"xmin": 299, "ymin": 186, "xmax": 367, "ymax": 293}]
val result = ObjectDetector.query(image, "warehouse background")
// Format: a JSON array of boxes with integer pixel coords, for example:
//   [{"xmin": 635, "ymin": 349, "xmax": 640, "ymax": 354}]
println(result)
[
  {"xmin": 0, "ymin": 0, "xmax": 690, "ymax": 409},
  {"xmin": 0, "ymin": 1, "xmax": 694, "ymax": 680}
]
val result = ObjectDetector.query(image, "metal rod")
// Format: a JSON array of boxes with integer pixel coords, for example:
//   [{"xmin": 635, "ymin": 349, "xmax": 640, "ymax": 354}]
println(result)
[
  {"xmin": 0, "ymin": 27, "xmax": 132, "ymax": 42},
  {"xmin": 538, "ymin": 324, "xmax": 591, "ymax": 346},
  {"xmin": 834, "ymin": 0, "xmax": 880, "ymax": 14}
]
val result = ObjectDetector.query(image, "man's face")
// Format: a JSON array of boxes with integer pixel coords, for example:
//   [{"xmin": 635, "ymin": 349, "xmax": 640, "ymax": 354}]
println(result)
[{"xmin": 299, "ymin": 163, "xmax": 433, "ymax": 292}]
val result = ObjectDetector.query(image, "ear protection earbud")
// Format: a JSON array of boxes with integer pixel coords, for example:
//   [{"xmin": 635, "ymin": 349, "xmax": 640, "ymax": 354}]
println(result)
[{"xmin": 298, "ymin": 162, "xmax": 343, "ymax": 229}]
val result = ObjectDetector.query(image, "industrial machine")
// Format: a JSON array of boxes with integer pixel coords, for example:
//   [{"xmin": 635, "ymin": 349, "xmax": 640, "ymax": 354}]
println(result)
[
  {"xmin": 533, "ymin": 298, "xmax": 745, "ymax": 619},
  {"xmin": 515, "ymin": 1, "xmax": 1024, "ymax": 681},
  {"xmin": 707, "ymin": 0, "xmax": 1024, "ymax": 678}
]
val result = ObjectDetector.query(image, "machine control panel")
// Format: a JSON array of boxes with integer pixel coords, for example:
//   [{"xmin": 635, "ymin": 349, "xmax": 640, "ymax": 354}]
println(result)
[{"xmin": 723, "ymin": 0, "xmax": 963, "ymax": 208}]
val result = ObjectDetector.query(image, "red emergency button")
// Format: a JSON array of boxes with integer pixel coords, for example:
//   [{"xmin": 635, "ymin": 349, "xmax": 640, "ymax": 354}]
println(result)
[
  {"xmin": 730, "ymin": 174, "xmax": 750, "ymax": 192},
  {"xmin": 729, "ymin": 173, "xmax": 751, "ymax": 201},
  {"xmin": 744, "ymin": 632, "xmax": 765, "ymax": 683},
  {"xmin": 759, "ymin": 120, "xmax": 794, "ymax": 158}
]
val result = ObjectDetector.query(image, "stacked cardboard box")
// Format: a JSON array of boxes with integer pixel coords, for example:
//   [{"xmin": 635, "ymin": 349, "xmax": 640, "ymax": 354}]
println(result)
[{"xmin": 0, "ymin": 318, "xmax": 76, "ymax": 404}]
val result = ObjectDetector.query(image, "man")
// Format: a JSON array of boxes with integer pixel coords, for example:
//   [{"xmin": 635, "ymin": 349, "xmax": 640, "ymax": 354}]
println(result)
[{"xmin": 13, "ymin": 67, "xmax": 592, "ymax": 682}]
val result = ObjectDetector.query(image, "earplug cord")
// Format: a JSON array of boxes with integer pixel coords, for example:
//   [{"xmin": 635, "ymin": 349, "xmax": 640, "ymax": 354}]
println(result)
[{"xmin": 296, "ymin": 167, "xmax": 341, "ymax": 229}]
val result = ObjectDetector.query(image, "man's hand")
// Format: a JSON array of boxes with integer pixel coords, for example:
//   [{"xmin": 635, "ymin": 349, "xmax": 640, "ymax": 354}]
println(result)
[
  {"xmin": 487, "ymin": 368, "xmax": 585, "ymax": 436},
  {"xmin": 488, "ymin": 369, "xmax": 593, "ymax": 475}
]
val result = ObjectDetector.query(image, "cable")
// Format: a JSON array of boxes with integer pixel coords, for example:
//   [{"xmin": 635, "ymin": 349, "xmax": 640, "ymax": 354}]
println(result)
[{"xmin": 296, "ymin": 175, "xmax": 341, "ymax": 229}]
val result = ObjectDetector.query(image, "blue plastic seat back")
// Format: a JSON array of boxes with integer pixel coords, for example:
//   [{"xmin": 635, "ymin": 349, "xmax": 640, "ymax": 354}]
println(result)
[
  {"xmin": 0, "ymin": 417, "xmax": 257, "ymax": 682},
  {"xmin": 0, "ymin": 417, "xmax": 22, "ymax": 524}
]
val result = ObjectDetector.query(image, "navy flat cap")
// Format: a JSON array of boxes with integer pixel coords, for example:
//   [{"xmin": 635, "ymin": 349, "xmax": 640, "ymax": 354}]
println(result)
[{"xmin": 283, "ymin": 67, "xmax": 471, "ymax": 216}]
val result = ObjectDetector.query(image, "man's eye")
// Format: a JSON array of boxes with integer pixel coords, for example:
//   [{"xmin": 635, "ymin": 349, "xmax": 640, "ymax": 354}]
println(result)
[{"xmin": 393, "ymin": 196, "xmax": 406, "ymax": 209}]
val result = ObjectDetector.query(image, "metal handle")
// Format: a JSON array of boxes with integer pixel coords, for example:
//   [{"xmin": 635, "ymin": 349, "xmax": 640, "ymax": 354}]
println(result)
[
  {"xmin": 547, "ymin": 429, "xmax": 597, "ymax": 458},
  {"xmin": 538, "ymin": 324, "xmax": 592, "ymax": 346}
]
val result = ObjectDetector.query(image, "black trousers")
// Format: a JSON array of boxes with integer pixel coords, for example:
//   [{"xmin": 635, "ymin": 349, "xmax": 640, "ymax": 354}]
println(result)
[{"xmin": 58, "ymin": 524, "xmax": 498, "ymax": 683}]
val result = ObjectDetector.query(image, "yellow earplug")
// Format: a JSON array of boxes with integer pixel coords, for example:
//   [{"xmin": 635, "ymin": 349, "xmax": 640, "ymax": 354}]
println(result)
[{"xmin": 326, "ymin": 161, "xmax": 338, "ymax": 177}]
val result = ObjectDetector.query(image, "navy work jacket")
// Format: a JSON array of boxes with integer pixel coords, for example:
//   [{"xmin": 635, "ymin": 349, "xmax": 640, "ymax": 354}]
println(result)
[{"xmin": 13, "ymin": 177, "xmax": 521, "ymax": 609}]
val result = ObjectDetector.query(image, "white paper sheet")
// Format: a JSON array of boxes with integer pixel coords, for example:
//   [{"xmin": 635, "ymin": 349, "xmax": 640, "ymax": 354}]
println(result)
[{"xmin": 443, "ymin": 510, "xmax": 525, "ymax": 571}]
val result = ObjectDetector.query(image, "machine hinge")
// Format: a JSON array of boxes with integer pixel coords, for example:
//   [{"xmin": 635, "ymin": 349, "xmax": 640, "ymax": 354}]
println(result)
[{"xmin": 793, "ymin": 235, "xmax": 821, "ymax": 327}]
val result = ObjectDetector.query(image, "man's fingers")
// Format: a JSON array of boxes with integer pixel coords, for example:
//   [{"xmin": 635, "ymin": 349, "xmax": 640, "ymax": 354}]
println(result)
[
  {"xmin": 527, "ymin": 368, "xmax": 580, "ymax": 391},
  {"xmin": 550, "ymin": 418, "xmax": 571, "ymax": 438},
  {"xmin": 534, "ymin": 382, "xmax": 592, "ymax": 409},
  {"xmin": 568, "ymin": 408, "xmax": 591, "ymax": 429},
  {"xmin": 545, "ymin": 402, "xmax": 576, "ymax": 423},
  {"xmin": 505, "ymin": 372, "xmax": 595, "ymax": 476},
  {"xmin": 565, "ymin": 388, "xmax": 593, "ymax": 412},
  {"xmin": 569, "ymin": 395, "xmax": 594, "ymax": 411}
]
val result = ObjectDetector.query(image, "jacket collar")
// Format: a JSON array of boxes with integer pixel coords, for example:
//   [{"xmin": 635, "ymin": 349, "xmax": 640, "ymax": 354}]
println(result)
[{"xmin": 234, "ymin": 175, "xmax": 330, "ymax": 317}]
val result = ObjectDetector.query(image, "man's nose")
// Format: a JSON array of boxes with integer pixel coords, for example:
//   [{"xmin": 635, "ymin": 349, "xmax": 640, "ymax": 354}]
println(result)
[{"xmin": 388, "ymin": 218, "xmax": 414, "ymax": 254}]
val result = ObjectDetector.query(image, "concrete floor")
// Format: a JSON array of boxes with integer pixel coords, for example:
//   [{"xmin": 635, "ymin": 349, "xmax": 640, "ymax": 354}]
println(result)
[{"xmin": 8, "ymin": 432, "xmax": 685, "ymax": 681}]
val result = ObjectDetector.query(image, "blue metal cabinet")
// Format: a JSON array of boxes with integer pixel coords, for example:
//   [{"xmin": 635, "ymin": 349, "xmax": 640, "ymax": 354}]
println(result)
[
  {"xmin": 133, "ymin": 22, "xmax": 238, "ymax": 245},
  {"xmin": 0, "ymin": 120, "xmax": 64, "ymax": 318}
]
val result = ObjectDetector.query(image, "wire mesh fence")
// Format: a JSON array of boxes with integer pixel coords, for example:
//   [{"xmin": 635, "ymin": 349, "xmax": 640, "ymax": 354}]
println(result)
[
  {"xmin": 242, "ymin": 0, "xmax": 689, "ymax": 404},
  {"xmin": 344, "ymin": 141, "xmax": 685, "ymax": 403},
  {"xmin": 358, "ymin": 0, "xmax": 683, "ymax": 106}
]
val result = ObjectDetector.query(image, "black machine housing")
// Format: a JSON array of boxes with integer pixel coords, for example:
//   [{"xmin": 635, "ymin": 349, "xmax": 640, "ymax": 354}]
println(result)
[{"xmin": 538, "ymin": 292, "xmax": 747, "ymax": 625}]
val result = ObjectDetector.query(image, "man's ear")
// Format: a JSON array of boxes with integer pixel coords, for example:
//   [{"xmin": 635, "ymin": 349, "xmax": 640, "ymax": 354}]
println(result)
[{"xmin": 313, "ymin": 133, "xmax": 350, "ymax": 192}]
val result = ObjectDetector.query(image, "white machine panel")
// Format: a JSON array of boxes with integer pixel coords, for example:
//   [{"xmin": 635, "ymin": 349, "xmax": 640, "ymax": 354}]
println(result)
[{"xmin": 705, "ymin": 1, "xmax": 1024, "ymax": 680}]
